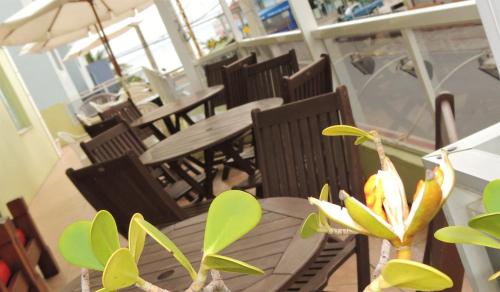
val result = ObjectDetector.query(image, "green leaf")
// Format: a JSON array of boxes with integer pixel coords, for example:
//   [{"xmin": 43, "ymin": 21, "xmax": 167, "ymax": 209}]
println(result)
[
  {"xmin": 128, "ymin": 213, "xmax": 146, "ymax": 263},
  {"xmin": 203, "ymin": 190, "xmax": 262, "ymax": 255},
  {"xmin": 380, "ymin": 259, "xmax": 453, "ymax": 291},
  {"xmin": 102, "ymin": 249, "xmax": 138, "ymax": 290},
  {"xmin": 469, "ymin": 212, "xmax": 500, "ymax": 239},
  {"xmin": 91, "ymin": 211, "xmax": 121, "ymax": 266},
  {"xmin": 322, "ymin": 125, "xmax": 374, "ymax": 142},
  {"xmin": 135, "ymin": 218, "xmax": 197, "ymax": 280},
  {"xmin": 203, "ymin": 254, "xmax": 264, "ymax": 275},
  {"xmin": 300, "ymin": 213, "xmax": 320, "ymax": 239},
  {"xmin": 483, "ymin": 180, "xmax": 500, "ymax": 213},
  {"xmin": 489, "ymin": 270, "xmax": 500, "ymax": 281},
  {"xmin": 58, "ymin": 221, "xmax": 104, "ymax": 271},
  {"xmin": 435, "ymin": 226, "xmax": 500, "ymax": 249}
]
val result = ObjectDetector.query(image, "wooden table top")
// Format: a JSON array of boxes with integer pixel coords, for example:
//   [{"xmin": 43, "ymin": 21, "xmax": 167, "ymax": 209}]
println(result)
[
  {"xmin": 140, "ymin": 98, "xmax": 283, "ymax": 165},
  {"xmin": 63, "ymin": 197, "xmax": 325, "ymax": 292},
  {"xmin": 131, "ymin": 85, "xmax": 224, "ymax": 128}
]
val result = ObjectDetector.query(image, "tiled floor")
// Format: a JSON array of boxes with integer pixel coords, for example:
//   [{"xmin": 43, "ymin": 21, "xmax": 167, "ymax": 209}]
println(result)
[{"xmin": 27, "ymin": 146, "xmax": 472, "ymax": 291}]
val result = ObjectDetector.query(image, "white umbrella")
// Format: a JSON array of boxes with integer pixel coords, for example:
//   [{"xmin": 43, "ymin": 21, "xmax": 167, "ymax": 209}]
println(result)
[
  {"xmin": 62, "ymin": 18, "xmax": 159, "ymax": 70},
  {"xmin": 0, "ymin": 0, "xmax": 153, "ymax": 77}
]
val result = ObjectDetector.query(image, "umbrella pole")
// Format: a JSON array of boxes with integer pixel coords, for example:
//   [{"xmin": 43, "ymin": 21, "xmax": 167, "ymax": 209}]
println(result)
[
  {"xmin": 88, "ymin": 0, "xmax": 123, "ymax": 78},
  {"xmin": 174, "ymin": 0, "xmax": 204, "ymax": 58},
  {"xmin": 88, "ymin": 0, "xmax": 130, "ymax": 97}
]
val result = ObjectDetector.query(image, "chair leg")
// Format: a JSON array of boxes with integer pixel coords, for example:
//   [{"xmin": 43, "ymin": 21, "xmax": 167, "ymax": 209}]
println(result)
[
  {"xmin": 222, "ymin": 166, "xmax": 231, "ymax": 180},
  {"xmin": 355, "ymin": 235, "xmax": 371, "ymax": 292},
  {"xmin": 422, "ymin": 211, "xmax": 464, "ymax": 292}
]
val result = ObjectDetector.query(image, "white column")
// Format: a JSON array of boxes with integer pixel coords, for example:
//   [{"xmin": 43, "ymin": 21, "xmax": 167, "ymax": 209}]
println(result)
[
  {"xmin": 133, "ymin": 24, "xmax": 159, "ymax": 71},
  {"xmin": 401, "ymin": 29, "xmax": 436, "ymax": 110},
  {"xmin": 475, "ymin": 0, "xmax": 500, "ymax": 70},
  {"xmin": 153, "ymin": 0, "xmax": 204, "ymax": 92},
  {"xmin": 76, "ymin": 57, "xmax": 95, "ymax": 90},
  {"xmin": 219, "ymin": 0, "xmax": 243, "ymax": 42},
  {"xmin": 288, "ymin": 0, "xmax": 328, "ymax": 60}
]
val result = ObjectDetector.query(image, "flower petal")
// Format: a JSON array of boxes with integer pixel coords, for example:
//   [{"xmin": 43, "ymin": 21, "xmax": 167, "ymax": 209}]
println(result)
[{"xmin": 308, "ymin": 197, "xmax": 368, "ymax": 235}]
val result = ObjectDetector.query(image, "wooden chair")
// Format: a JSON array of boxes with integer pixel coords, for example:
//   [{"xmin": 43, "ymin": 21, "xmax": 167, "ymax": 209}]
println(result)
[
  {"xmin": 222, "ymin": 53, "xmax": 257, "ymax": 109},
  {"xmin": 243, "ymin": 50, "xmax": 299, "ymax": 102},
  {"xmin": 203, "ymin": 54, "xmax": 238, "ymax": 110},
  {"xmin": 98, "ymin": 98, "xmax": 164, "ymax": 140},
  {"xmin": 281, "ymin": 54, "xmax": 333, "ymax": 104},
  {"xmin": 0, "ymin": 217, "xmax": 49, "ymax": 292},
  {"xmin": 422, "ymin": 93, "xmax": 464, "ymax": 292},
  {"xmin": 80, "ymin": 121, "xmax": 202, "ymax": 201},
  {"xmin": 6, "ymin": 198, "xmax": 59, "ymax": 280},
  {"xmin": 82, "ymin": 116, "xmax": 122, "ymax": 138},
  {"xmin": 252, "ymin": 87, "xmax": 371, "ymax": 291},
  {"xmin": 66, "ymin": 153, "xmax": 211, "ymax": 235}
]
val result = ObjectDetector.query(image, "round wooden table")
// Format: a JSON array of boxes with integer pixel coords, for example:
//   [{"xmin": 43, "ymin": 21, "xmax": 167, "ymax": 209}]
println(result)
[
  {"xmin": 63, "ymin": 197, "xmax": 325, "ymax": 292},
  {"xmin": 131, "ymin": 85, "xmax": 224, "ymax": 133},
  {"xmin": 140, "ymin": 98, "xmax": 283, "ymax": 198}
]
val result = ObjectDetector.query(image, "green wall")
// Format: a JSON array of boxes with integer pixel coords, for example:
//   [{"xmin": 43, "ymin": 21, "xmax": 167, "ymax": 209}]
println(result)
[{"xmin": 0, "ymin": 49, "xmax": 59, "ymax": 216}]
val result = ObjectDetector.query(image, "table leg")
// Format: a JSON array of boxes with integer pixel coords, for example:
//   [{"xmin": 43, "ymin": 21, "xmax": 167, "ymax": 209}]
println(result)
[
  {"xmin": 148, "ymin": 124, "xmax": 166, "ymax": 140},
  {"xmin": 169, "ymin": 161, "xmax": 208, "ymax": 200},
  {"xmin": 204, "ymin": 149, "xmax": 215, "ymax": 199},
  {"xmin": 219, "ymin": 141, "xmax": 255, "ymax": 176},
  {"xmin": 204, "ymin": 101, "xmax": 214, "ymax": 118},
  {"xmin": 162, "ymin": 116, "xmax": 178, "ymax": 134}
]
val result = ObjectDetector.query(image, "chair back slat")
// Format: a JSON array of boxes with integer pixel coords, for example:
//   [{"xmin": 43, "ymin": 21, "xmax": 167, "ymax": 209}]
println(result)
[
  {"xmin": 66, "ymin": 153, "xmax": 187, "ymax": 235},
  {"xmin": 222, "ymin": 53, "xmax": 257, "ymax": 109},
  {"xmin": 203, "ymin": 54, "xmax": 238, "ymax": 108},
  {"xmin": 252, "ymin": 86, "xmax": 364, "ymax": 203},
  {"xmin": 81, "ymin": 122, "xmax": 146, "ymax": 164},
  {"xmin": 243, "ymin": 50, "xmax": 299, "ymax": 102},
  {"xmin": 281, "ymin": 54, "xmax": 333, "ymax": 103},
  {"xmin": 99, "ymin": 99, "xmax": 142, "ymax": 124}
]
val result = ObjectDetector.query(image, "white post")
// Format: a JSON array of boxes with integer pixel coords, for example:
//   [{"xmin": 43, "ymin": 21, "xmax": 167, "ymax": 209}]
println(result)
[
  {"xmin": 288, "ymin": 0, "xmax": 328, "ymax": 60},
  {"xmin": 401, "ymin": 29, "xmax": 436, "ymax": 110},
  {"xmin": 475, "ymin": 0, "xmax": 500, "ymax": 70},
  {"xmin": 133, "ymin": 24, "xmax": 159, "ymax": 71},
  {"xmin": 219, "ymin": 0, "xmax": 243, "ymax": 42},
  {"xmin": 153, "ymin": 0, "xmax": 204, "ymax": 92}
]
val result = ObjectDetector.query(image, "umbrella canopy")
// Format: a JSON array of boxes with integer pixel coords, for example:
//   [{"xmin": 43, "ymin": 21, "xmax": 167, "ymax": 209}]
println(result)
[
  {"xmin": 0, "ymin": 0, "xmax": 153, "ymax": 78},
  {"xmin": 20, "ymin": 17, "xmax": 140, "ymax": 55},
  {"xmin": 0, "ymin": 0, "xmax": 152, "ymax": 45},
  {"xmin": 63, "ymin": 19, "xmax": 140, "ymax": 60},
  {"xmin": 19, "ymin": 15, "xmax": 129, "ymax": 55}
]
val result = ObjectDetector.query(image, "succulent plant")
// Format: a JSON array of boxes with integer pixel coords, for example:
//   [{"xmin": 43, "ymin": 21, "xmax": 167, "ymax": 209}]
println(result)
[
  {"xmin": 58, "ymin": 190, "xmax": 264, "ymax": 292},
  {"xmin": 435, "ymin": 179, "xmax": 500, "ymax": 282}
]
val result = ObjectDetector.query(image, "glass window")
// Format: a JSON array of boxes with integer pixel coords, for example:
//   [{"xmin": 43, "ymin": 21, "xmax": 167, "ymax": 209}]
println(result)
[
  {"xmin": 0, "ymin": 65, "xmax": 31, "ymax": 131},
  {"xmin": 329, "ymin": 31, "xmax": 435, "ymax": 149},
  {"xmin": 414, "ymin": 23, "xmax": 500, "ymax": 138}
]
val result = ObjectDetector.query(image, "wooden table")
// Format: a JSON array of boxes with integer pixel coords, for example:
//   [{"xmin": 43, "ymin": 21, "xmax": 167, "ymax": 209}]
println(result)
[
  {"xmin": 140, "ymin": 98, "xmax": 283, "ymax": 198},
  {"xmin": 131, "ymin": 85, "xmax": 224, "ymax": 134},
  {"xmin": 63, "ymin": 197, "xmax": 326, "ymax": 292}
]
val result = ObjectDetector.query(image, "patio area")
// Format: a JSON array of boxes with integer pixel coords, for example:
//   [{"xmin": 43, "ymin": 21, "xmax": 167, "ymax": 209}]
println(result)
[
  {"xmin": 30, "ymin": 146, "xmax": 453, "ymax": 292},
  {"xmin": 0, "ymin": 0, "xmax": 499, "ymax": 291}
]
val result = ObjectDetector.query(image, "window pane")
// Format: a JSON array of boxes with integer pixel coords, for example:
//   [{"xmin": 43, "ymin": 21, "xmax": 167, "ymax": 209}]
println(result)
[
  {"xmin": 329, "ymin": 31, "xmax": 435, "ymax": 149},
  {"xmin": 0, "ymin": 65, "xmax": 30, "ymax": 130},
  {"xmin": 414, "ymin": 23, "xmax": 500, "ymax": 138}
]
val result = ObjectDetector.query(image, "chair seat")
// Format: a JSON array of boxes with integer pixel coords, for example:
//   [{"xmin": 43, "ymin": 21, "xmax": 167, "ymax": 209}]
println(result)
[
  {"xmin": 164, "ymin": 173, "xmax": 206, "ymax": 201},
  {"xmin": 285, "ymin": 236, "xmax": 356, "ymax": 291}
]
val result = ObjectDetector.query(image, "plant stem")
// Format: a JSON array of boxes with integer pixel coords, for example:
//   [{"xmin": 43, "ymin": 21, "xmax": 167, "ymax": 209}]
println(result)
[
  {"xmin": 136, "ymin": 278, "xmax": 171, "ymax": 292},
  {"xmin": 364, "ymin": 276, "xmax": 383, "ymax": 292},
  {"xmin": 81, "ymin": 268, "xmax": 90, "ymax": 292},
  {"xmin": 328, "ymin": 228, "xmax": 358, "ymax": 236},
  {"xmin": 396, "ymin": 245, "xmax": 412, "ymax": 259},
  {"xmin": 202, "ymin": 270, "xmax": 231, "ymax": 292},
  {"xmin": 186, "ymin": 269, "xmax": 208, "ymax": 292},
  {"xmin": 372, "ymin": 240, "xmax": 391, "ymax": 279},
  {"xmin": 372, "ymin": 131, "xmax": 387, "ymax": 171}
]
